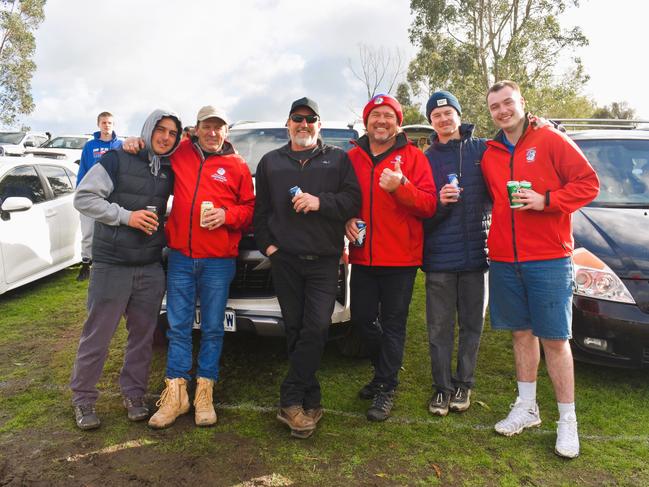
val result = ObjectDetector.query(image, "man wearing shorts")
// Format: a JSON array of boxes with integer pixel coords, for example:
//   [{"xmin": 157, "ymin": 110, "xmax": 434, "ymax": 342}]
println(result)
[{"xmin": 481, "ymin": 81, "xmax": 599, "ymax": 458}]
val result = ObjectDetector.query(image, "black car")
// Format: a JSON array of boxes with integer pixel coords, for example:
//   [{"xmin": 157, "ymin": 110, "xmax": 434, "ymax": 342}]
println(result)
[{"xmin": 570, "ymin": 129, "xmax": 649, "ymax": 367}]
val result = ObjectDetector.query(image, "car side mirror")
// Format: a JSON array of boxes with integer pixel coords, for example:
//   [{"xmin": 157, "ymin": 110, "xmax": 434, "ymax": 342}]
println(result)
[{"xmin": 1, "ymin": 196, "xmax": 33, "ymax": 221}]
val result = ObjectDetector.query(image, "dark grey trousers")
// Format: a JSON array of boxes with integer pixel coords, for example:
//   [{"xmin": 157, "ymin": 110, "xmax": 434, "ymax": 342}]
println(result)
[
  {"xmin": 70, "ymin": 262, "xmax": 166, "ymax": 406},
  {"xmin": 425, "ymin": 270, "xmax": 487, "ymax": 394}
]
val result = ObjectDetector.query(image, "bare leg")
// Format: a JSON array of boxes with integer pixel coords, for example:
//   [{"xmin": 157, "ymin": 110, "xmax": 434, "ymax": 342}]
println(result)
[
  {"xmin": 540, "ymin": 339, "xmax": 575, "ymax": 403},
  {"xmin": 512, "ymin": 330, "xmax": 540, "ymax": 382}
]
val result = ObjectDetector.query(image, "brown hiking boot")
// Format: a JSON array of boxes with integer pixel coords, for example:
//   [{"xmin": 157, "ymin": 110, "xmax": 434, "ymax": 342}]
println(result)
[
  {"xmin": 277, "ymin": 406, "xmax": 316, "ymax": 438},
  {"xmin": 304, "ymin": 407, "xmax": 324, "ymax": 425},
  {"xmin": 194, "ymin": 377, "xmax": 217, "ymax": 426},
  {"xmin": 148, "ymin": 378, "xmax": 190, "ymax": 429}
]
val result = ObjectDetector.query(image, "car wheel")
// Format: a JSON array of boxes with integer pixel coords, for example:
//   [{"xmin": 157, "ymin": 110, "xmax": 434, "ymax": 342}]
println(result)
[{"xmin": 336, "ymin": 321, "xmax": 370, "ymax": 358}]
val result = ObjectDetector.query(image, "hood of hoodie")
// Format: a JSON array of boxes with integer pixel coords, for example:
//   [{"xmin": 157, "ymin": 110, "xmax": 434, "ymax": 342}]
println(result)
[
  {"xmin": 92, "ymin": 130, "xmax": 119, "ymax": 142},
  {"xmin": 140, "ymin": 109, "xmax": 182, "ymax": 175}
]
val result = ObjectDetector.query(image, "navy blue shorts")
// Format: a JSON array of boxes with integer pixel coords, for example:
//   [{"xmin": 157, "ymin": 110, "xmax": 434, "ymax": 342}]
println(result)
[{"xmin": 489, "ymin": 257, "xmax": 574, "ymax": 340}]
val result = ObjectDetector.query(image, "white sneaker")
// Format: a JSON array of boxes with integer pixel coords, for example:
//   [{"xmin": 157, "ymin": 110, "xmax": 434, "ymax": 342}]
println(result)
[
  {"xmin": 555, "ymin": 414, "xmax": 580, "ymax": 458},
  {"xmin": 494, "ymin": 397, "xmax": 542, "ymax": 436}
]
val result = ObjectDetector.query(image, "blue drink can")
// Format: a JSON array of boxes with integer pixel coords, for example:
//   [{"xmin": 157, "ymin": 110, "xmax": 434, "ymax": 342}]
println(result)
[
  {"xmin": 447, "ymin": 173, "xmax": 460, "ymax": 200},
  {"xmin": 352, "ymin": 220, "xmax": 367, "ymax": 247},
  {"xmin": 289, "ymin": 185, "xmax": 303, "ymax": 198}
]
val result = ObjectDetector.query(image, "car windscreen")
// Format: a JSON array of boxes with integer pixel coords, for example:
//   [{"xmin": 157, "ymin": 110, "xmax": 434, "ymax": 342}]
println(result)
[
  {"xmin": 0, "ymin": 133, "xmax": 24, "ymax": 144},
  {"xmin": 41, "ymin": 137, "xmax": 89, "ymax": 149},
  {"xmin": 575, "ymin": 138, "xmax": 649, "ymax": 207},
  {"xmin": 228, "ymin": 128, "xmax": 359, "ymax": 175}
]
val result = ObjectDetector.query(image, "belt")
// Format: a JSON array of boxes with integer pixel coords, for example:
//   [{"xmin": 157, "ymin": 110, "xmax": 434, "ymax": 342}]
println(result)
[{"xmin": 297, "ymin": 254, "xmax": 320, "ymax": 261}]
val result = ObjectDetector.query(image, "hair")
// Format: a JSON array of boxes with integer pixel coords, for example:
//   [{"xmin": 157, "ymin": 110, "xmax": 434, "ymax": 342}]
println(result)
[
  {"xmin": 96, "ymin": 111, "xmax": 113, "ymax": 123},
  {"xmin": 486, "ymin": 80, "xmax": 521, "ymax": 100}
]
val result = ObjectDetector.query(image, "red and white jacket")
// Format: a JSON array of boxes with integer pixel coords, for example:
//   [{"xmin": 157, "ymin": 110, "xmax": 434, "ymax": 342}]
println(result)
[
  {"xmin": 166, "ymin": 138, "xmax": 255, "ymax": 258},
  {"xmin": 482, "ymin": 123, "xmax": 599, "ymax": 263},
  {"xmin": 347, "ymin": 133, "xmax": 437, "ymax": 266}
]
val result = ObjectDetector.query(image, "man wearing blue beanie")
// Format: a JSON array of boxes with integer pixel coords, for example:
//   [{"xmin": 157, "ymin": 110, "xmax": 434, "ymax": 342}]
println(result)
[{"xmin": 422, "ymin": 91, "xmax": 491, "ymax": 417}]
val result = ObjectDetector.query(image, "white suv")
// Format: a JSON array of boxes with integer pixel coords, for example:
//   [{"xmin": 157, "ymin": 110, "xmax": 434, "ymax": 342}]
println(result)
[
  {"xmin": 0, "ymin": 131, "xmax": 50, "ymax": 156},
  {"xmin": 158, "ymin": 121, "xmax": 364, "ymax": 343}
]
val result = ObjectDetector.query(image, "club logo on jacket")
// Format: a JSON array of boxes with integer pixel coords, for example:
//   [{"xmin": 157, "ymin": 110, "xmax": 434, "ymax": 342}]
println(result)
[
  {"xmin": 211, "ymin": 167, "xmax": 227, "ymax": 183},
  {"xmin": 526, "ymin": 148, "xmax": 536, "ymax": 162}
]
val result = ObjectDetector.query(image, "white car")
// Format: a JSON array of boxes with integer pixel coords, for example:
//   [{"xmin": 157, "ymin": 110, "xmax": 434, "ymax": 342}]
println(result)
[
  {"xmin": 0, "ymin": 156, "xmax": 81, "ymax": 295},
  {"xmin": 0, "ymin": 131, "xmax": 50, "ymax": 156},
  {"xmin": 24, "ymin": 135, "xmax": 92, "ymax": 165}
]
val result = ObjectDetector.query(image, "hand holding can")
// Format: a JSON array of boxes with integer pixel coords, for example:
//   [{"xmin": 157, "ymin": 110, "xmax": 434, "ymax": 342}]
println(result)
[{"xmin": 200, "ymin": 201, "xmax": 214, "ymax": 227}]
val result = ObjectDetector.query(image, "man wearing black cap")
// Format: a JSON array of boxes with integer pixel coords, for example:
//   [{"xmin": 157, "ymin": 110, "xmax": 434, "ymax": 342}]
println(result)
[
  {"xmin": 422, "ymin": 91, "xmax": 491, "ymax": 417},
  {"xmin": 254, "ymin": 97, "xmax": 361, "ymax": 438}
]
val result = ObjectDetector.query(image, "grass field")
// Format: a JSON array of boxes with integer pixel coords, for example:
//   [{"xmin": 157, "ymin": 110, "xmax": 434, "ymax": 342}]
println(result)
[{"xmin": 1, "ymin": 267, "xmax": 648, "ymax": 486}]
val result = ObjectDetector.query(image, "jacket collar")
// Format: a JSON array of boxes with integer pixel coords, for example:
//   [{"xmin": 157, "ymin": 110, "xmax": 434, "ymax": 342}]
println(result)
[{"xmin": 352, "ymin": 131, "xmax": 410, "ymax": 157}]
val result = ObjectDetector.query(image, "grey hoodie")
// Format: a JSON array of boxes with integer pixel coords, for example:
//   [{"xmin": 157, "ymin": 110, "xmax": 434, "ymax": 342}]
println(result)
[{"xmin": 74, "ymin": 109, "xmax": 182, "ymax": 226}]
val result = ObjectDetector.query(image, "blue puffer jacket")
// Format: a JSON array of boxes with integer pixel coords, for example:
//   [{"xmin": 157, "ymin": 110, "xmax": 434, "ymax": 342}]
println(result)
[{"xmin": 422, "ymin": 124, "xmax": 491, "ymax": 273}]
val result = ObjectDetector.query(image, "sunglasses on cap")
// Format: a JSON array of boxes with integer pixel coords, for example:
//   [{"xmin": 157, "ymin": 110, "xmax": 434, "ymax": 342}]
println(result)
[{"xmin": 290, "ymin": 114, "xmax": 319, "ymax": 124}]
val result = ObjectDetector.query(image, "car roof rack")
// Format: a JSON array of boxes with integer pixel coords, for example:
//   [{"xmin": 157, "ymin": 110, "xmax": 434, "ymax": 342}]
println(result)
[{"xmin": 551, "ymin": 119, "xmax": 649, "ymax": 130}]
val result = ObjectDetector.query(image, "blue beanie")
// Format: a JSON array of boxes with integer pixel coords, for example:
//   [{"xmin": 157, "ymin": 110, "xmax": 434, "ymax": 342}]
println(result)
[{"xmin": 426, "ymin": 91, "xmax": 462, "ymax": 121}]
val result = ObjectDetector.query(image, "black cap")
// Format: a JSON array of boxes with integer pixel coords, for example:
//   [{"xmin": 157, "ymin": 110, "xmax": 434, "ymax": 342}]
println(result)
[{"xmin": 289, "ymin": 97, "xmax": 320, "ymax": 117}]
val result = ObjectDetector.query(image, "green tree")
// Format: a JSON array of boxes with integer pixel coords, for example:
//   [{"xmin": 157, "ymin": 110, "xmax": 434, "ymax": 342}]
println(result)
[
  {"xmin": 396, "ymin": 81, "xmax": 427, "ymax": 125},
  {"xmin": 407, "ymin": 0, "xmax": 591, "ymax": 135},
  {"xmin": 592, "ymin": 101, "xmax": 636, "ymax": 120},
  {"xmin": 0, "ymin": 0, "xmax": 45, "ymax": 128}
]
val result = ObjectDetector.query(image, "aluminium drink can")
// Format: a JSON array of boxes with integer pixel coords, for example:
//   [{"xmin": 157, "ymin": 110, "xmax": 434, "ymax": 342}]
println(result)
[
  {"xmin": 145, "ymin": 205, "xmax": 158, "ymax": 217},
  {"xmin": 447, "ymin": 173, "xmax": 460, "ymax": 200},
  {"xmin": 200, "ymin": 201, "xmax": 214, "ymax": 227},
  {"xmin": 352, "ymin": 220, "xmax": 367, "ymax": 247},
  {"xmin": 289, "ymin": 185, "xmax": 303, "ymax": 198},
  {"xmin": 519, "ymin": 180, "xmax": 532, "ymax": 191}
]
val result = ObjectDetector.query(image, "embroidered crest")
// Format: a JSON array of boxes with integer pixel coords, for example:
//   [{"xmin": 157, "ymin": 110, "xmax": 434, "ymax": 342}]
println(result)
[
  {"xmin": 211, "ymin": 168, "xmax": 227, "ymax": 182},
  {"xmin": 321, "ymin": 160, "xmax": 331, "ymax": 165},
  {"xmin": 374, "ymin": 96, "xmax": 384, "ymax": 105},
  {"xmin": 526, "ymin": 148, "xmax": 536, "ymax": 162}
]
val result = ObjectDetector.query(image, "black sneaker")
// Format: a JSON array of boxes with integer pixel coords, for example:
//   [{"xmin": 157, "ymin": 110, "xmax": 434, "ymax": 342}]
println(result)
[
  {"xmin": 428, "ymin": 390, "xmax": 451, "ymax": 416},
  {"xmin": 366, "ymin": 385, "xmax": 395, "ymax": 422},
  {"xmin": 449, "ymin": 387, "xmax": 471, "ymax": 412},
  {"xmin": 74, "ymin": 404, "xmax": 100, "ymax": 430},
  {"xmin": 358, "ymin": 382, "xmax": 380, "ymax": 400},
  {"xmin": 123, "ymin": 396, "xmax": 150, "ymax": 421},
  {"xmin": 76, "ymin": 260, "xmax": 91, "ymax": 282}
]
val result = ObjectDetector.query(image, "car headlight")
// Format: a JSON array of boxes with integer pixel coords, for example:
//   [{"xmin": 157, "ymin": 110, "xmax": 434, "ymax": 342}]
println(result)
[{"xmin": 573, "ymin": 248, "xmax": 635, "ymax": 304}]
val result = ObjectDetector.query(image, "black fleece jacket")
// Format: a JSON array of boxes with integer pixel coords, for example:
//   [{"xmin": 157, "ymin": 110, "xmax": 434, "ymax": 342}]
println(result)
[{"xmin": 253, "ymin": 141, "xmax": 361, "ymax": 257}]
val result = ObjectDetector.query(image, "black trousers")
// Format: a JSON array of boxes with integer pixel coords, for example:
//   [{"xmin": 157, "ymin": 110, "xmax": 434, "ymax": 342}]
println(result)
[
  {"xmin": 350, "ymin": 265, "xmax": 417, "ymax": 391},
  {"xmin": 270, "ymin": 251, "xmax": 339, "ymax": 408}
]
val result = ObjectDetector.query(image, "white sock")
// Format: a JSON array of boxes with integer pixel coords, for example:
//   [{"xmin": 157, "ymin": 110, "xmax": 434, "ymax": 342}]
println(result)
[
  {"xmin": 558, "ymin": 402, "xmax": 576, "ymax": 422},
  {"xmin": 517, "ymin": 381, "xmax": 537, "ymax": 404}
]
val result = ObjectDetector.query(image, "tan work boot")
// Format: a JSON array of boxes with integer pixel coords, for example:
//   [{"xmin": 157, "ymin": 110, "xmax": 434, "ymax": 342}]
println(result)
[
  {"xmin": 194, "ymin": 377, "xmax": 217, "ymax": 426},
  {"xmin": 277, "ymin": 406, "xmax": 316, "ymax": 438},
  {"xmin": 148, "ymin": 378, "xmax": 190, "ymax": 429}
]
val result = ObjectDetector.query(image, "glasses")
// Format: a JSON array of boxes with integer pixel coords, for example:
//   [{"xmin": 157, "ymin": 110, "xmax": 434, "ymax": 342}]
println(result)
[{"xmin": 290, "ymin": 114, "xmax": 319, "ymax": 124}]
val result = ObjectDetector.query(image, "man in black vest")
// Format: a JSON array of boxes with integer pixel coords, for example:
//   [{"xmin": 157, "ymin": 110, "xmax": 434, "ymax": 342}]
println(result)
[{"xmin": 70, "ymin": 109, "xmax": 181, "ymax": 430}]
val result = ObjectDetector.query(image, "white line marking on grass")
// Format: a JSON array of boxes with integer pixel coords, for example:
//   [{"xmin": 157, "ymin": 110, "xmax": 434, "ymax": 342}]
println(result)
[
  {"xmin": 3, "ymin": 381, "xmax": 645, "ymax": 444},
  {"xmin": 66, "ymin": 439, "xmax": 157, "ymax": 462}
]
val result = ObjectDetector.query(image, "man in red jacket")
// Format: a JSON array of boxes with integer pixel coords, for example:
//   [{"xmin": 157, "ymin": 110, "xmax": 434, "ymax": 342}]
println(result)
[
  {"xmin": 123, "ymin": 106, "xmax": 256, "ymax": 429},
  {"xmin": 482, "ymin": 81, "xmax": 599, "ymax": 458},
  {"xmin": 346, "ymin": 94, "xmax": 437, "ymax": 421}
]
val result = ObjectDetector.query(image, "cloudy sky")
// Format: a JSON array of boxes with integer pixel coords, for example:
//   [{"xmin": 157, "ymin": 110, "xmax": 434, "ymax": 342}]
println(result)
[{"xmin": 19, "ymin": 0, "xmax": 649, "ymax": 135}]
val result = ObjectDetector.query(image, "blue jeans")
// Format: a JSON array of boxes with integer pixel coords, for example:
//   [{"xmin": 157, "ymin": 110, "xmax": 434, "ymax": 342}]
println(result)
[
  {"xmin": 489, "ymin": 257, "xmax": 574, "ymax": 340},
  {"xmin": 165, "ymin": 249, "xmax": 235, "ymax": 380}
]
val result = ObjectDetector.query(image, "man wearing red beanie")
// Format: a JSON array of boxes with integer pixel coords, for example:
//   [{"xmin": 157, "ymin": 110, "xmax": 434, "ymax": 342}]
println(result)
[{"xmin": 346, "ymin": 93, "xmax": 437, "ymax": 421}]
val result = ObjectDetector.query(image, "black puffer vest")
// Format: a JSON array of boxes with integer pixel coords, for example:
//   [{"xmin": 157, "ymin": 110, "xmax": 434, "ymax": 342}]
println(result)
[{"xmin": 92, "ymin": 149, "xmax": 173, "ymax": 265}]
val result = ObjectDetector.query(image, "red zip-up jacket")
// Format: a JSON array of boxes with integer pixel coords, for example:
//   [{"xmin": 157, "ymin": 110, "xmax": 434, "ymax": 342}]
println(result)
[
  {"xmin": 347, "ymin": 133, "xmax": 437, "ymax": 266},
  {"xmin": 482, "ymin": 123, "xmax": 599, "ymax": 263},
  {"xmin": 166, "ymin": 138, "xmax": 255, "ymax": 258}
]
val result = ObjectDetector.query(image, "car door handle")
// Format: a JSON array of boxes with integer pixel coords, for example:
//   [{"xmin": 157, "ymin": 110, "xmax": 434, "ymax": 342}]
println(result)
[{"xmin": 44, "ymin": 209, "xmax": 57, "ymax": 218}]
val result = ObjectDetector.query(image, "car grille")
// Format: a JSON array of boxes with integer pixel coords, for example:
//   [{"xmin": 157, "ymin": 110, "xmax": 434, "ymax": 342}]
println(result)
[{"xmin": 229, "ymin": 259, "xmax": 273, "ymax": 298}]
